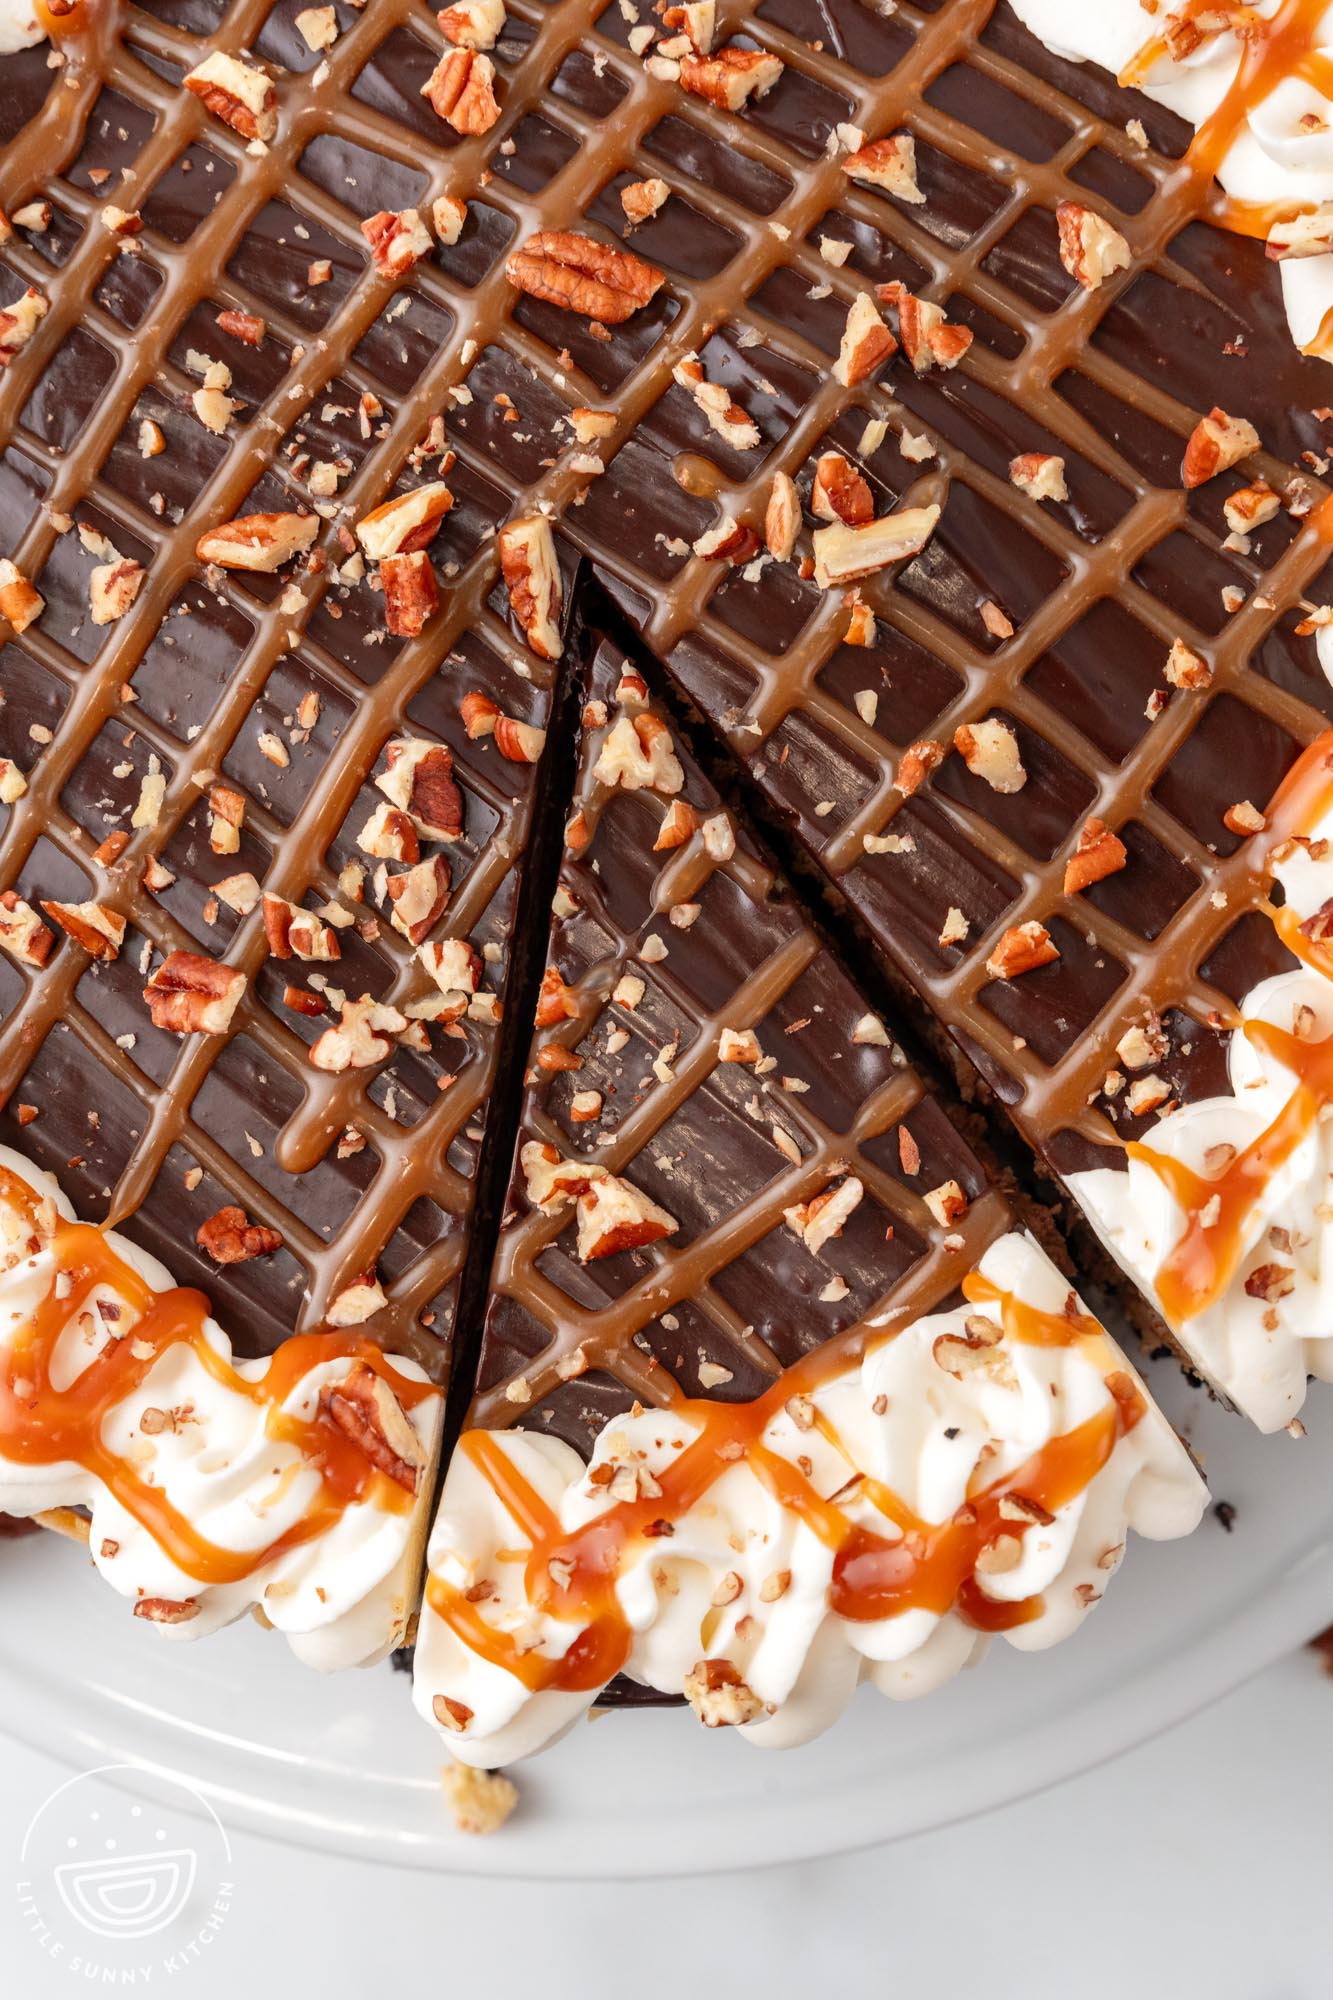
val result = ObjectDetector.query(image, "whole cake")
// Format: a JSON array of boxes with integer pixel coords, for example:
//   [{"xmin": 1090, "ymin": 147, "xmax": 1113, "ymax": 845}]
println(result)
[{"xmin": 3, "ymin": 0, "xmax": 1330, "ymax": 1796}]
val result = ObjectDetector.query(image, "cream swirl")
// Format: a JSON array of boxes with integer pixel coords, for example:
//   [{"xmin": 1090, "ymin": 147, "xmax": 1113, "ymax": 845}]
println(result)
[
  {"xmin": 0, "ymin": 1145, "xmax": 443, "ymax": 1669},
  {"xmin": 414, "ymin": 1232, "xmax": 1205, "ymax": 1766},
  {"xmin": 1069, "ymin": 785, "xmax": 1333, "ymax": 1431},
  {"xmin": 0, "ymin": 0, "xmax": 46, "ymax": 54},
  {"xmin": 1009, "ymin": 0, "xmax": 1333, "ymax": 358}
]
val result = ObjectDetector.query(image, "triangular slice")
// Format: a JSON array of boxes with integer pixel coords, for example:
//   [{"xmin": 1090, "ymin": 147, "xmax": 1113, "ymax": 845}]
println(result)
[{"xmin": 413, "ymin": 620, "xmax": 1205, "ymax": 1764}]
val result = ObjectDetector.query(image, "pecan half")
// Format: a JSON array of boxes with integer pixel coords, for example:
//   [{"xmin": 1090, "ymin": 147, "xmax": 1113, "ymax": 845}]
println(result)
[
  {"xmin": 506, "ymin": 230, "xmax": 664, "ymax": 324},
  {"xmin": 421, "ymin": 47, "xmax": 501, "ymax": 134}
]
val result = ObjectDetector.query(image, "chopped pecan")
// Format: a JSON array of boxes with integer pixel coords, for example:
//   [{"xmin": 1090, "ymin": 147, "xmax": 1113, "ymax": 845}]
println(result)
[
  {"xmin": 1267, "ymin": 204, "xmax": 1333, "ymax": 260},
  {"xmin": 505, "ymin": 230, "xmax": 664, "ymax": 324},
  {"xmin": 672, "ymin": 355, "xmax": 760, "ymax": 451},
  {"xmin": 954, "ymin": 718, "xmax": 1026, "ymax": 794},
  {"xmin": 380, "ymin": 550, "xmax": 439, "ymax": 637},
  {"xmin": 1064, "ymin": 818, "xmax": 1128, "ymax": 895},
  {"xmin": 356, "ymin": 480, "xmax": 454, "ymax": 562},
  {"xmin": 1055, "ymin": 200, "xmax": 1132, "ymax": 289},
  {"xmin": 535, "ymin": 965, "xmax": 580, "ymax": 1026},
  {"xmin": 437, "ymin": 0, "xmax": 505, "ymax": 47},
  {"xmin": 40, "ymin": 900, "xmax": 125, "ymax": 960},
  {"xmin": 1010, "ymin": 452, "xmax": 1068, "ymax": 503},
  {"xmin": 0, "ymin": 892, "xmax": 53, "ymax": 967},
  {"xmin": 593, "ymin": 714, "xmax": 685, "ymax": 795},
  {"xmin": 421, "ymin": 47, "xmax": 501, "ymax": 134},
  {"xmin": 418, "ymin": 936, "xmax": 482, "ymax": 998},
  {"xmin": 89, "ymin": 556, "xmax": 144, "ymax": 627},
  {"xmin": 0, "ymin": 558, "xmax": 43, "ymax": 633},
  {"xmin": 894, "ymin": 739, "xmax": 944, "ymax": 797},
  {"xmin": 208, "ymin": 782, "xmax": 245, "ymax": 855},
  {"xmin": 0, "ymin": 286, "xmax": 48, "ymax": 368},
  {"xmin": 811, "ymin": 505, "xmax": 940, "ymax": 588},
  {"xmin": 843, "ymin": 133, "xmax": 924, "ymax": 203},
  {"xmin": 493, "ymin": 713, "xmax": 547, "ymax": 764},
  {"xmin": 683, "ymin": 1657, "xmax": 763, "ymax": 1727},
  {"xmin": 811, "ymin": 453, "xmax": 873, "ymax": 526},
  {"xmin": 433, "ymin": 194, "xmax": 467, "ymax": 245},
  {"xmin": 1223, "ymin": 478, "xmax": 1280, "ymax": 536},
  {"xmin": 1182, "ymin": 406, "xmax": 1259, "ymax": 488},
  {"xmin": 216, "ymin": 308, "xmax": 265, "ymax": 345},
  {"xmin": 662, "ymin": 0, "xmax": 715, "ymax": 50},
  {"xmin": 622, "ymin": 177, "xmax": 669, "ymax": 225},
  {"xmin": 376, "ymin": 738, "xmax": 464, "ymax": 841},
  {"xmin": 183, "ymin": 51, "xmax": 278, "ymax": 143},
  {"xmin": 134, "ymin": 1596, "xmax": 202, "ymax": 1625},
  {"xmin": 327, "ymin": 1270, "xmax": 390, "ymax": 1327},
  {"xmin": 1164, "ymin": 637, "xmax": 1212, "ymax": 689},
  {"xmin": 144, "ymin": 951, "xmax": 247, "ymax": 1034},
  {"xmin": 679, "ymin": 47, "xmax": 783, "ymax": 110},
  {"xmin": 1243, "ymin": 1262, "xmax": 1295, "ymax": 1304},
  {"xmin": 262, "ymin": 893, "xmax": 341, "ymax": 963},
  {"xmin": 498, "ymin": 515, "xmax": 564, "ymax": 660},
  {"xmin": 362, "ymin": 206, "xmax": 433, "ymax": 279},
  {"xmin": 196, "ymin": 511, "xmax": 319, "ymax": 572},
  {"xmin": 877, "ymin": 282, "xmax": 972, "ymax": 373},
  {"xmin": 654, "ymin": 799, "xmax": 700, "ymax": 850},
  {"xmin": 322, "ymin": 1361, "xmax": 421, "ymax": 1492},
  {"xmin": 693, "ymin": 516, "xmax": 761, "ymax": 563},
  {"xmin": 386, "ymin": 853, "xmax": 452, "ymax": 944},
  {"xmin": 985, "ymin": 921, "xmax": 1059, "ymax": 981},
  {"xmin": 196, "ymin": 1205, "xmax": 283, "ymax": 1265},
  {"xmin": 834, "ymin": 291, "xmax": 896, "ymax": 387},
  {"xmin": 310, "ymin": 996, "xmax": 406, "ymax": 1072},
  {"xmin": 784, "ymin": 1174, "xmax": 863, "ymax": 1255},
  {"xmin": 764, "ymin": 470, "xmax": 800, "ymax": 561},
  {"xmin": 357, "ymin": 801, "xmax": 420, "ymax": 864},
  {"xmin": 0, "ymin": 758, "xmax": 27, "ymax": 805}
]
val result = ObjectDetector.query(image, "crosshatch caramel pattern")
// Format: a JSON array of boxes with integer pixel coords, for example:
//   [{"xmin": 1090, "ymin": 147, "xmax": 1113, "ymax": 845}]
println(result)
[
  {"xmin": 3, "ymin": 0, "xmax": 1333, "ymax": 1392},
  {"xmin": 474, "ymin": 627, "xmax": 1017, "ymax": 1451}
]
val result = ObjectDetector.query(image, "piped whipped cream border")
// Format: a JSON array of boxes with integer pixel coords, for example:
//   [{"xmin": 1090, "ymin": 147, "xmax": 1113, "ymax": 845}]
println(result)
[
  {"xmin": 1009, "ymin": 0, "xmax": 1333, "ymax": 357},
  {"xmin": 413, "ymin": 1231, "xmax": 1205, "ymax": 1766},
  {"xmin": 0, "ymin": 1144, "xmax": 443, "ymax": 1669},
  {"xmin": 1069, "ymin": 786, "xmax": 1333, "ymax": 1432}
]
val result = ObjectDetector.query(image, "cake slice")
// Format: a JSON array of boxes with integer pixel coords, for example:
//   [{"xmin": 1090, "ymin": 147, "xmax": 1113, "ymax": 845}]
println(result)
[
  {"xmin": 573, "ymin": 1, "xmax": 1333, "ymax": 1431},
  {"xmin": 413, "ymin": 621, "xmax": 1205, "ymax": 1764},
  {"xmin": 0, "ymin": 1140, "xmax": 443, "ymax": 1663}
]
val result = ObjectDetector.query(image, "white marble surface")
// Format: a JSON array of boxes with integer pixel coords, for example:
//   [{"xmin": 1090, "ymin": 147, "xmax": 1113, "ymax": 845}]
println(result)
[{"xmin": 0, "ymin": 1641, "xmax": 1328, "ymax": 2000}]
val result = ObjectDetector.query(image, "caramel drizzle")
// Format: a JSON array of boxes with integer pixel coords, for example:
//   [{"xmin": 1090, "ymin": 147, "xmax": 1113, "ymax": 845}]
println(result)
[
  {"xmin": 1127, "ymin": 731, "xmax": 1333, "ymax": 1324},
  {"xmin": 1120, "ymin": 0, "xmax": 1333, "ymax": 354},
  {"xmin": 433, "ymin": 1272, "xmax": 1144, "ymax": 1694},
  {"xmin": 0, "ymin": 1166, "xmax": 431, "ymax": 1586}
]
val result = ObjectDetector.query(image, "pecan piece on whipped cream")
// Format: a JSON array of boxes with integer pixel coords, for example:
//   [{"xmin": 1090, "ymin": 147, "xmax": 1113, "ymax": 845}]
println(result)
[
  {"xmin": 322, "ymin": 1362, "xmax": 422, "ymax": 1492},
  {"xmin": 505, "ymin": 230, "xmax": 664, "ymax": 324},
  {"xmin": 683, "ymin": 1658, "xmax": 764, "ymax": 1727},
  {"xmin": 143, "ymin": 950, "xmax": 247, "ymax": 1034}
]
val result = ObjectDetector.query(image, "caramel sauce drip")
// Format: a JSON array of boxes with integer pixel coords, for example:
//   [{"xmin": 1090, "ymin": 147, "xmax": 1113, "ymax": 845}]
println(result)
[
  {"xmin": 1128, "ymin": 732, "xmax": 1333, "ymax": 1324},
  {"xmin": 0, "ymin": 1167, "xmax": 429, "ymax": 1586},
  {"xmin": 1120, "ymin": 0, "xmax": 1333, "ymax": 354},
  {"xmin": 429, "ymin": 1270, "xmax": 1144, "ymax": 1692}
]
